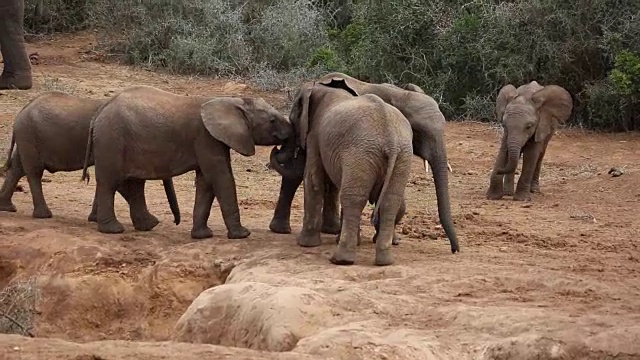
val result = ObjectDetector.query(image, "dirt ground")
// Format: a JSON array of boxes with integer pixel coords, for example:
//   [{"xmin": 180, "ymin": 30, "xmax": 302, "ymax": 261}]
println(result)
[{"xmin": 1, "ymin": 32, "xmax": 639, "ymax": 359}]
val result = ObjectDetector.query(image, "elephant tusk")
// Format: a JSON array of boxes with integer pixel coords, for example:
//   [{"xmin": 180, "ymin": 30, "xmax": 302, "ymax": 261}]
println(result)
[
  {"xmin": 447, "ymin": 162, "xmax": 453, "ymax": 173},
  {"xmin": 424, "ymin": 160, "xmax": 430, "ymax": 174}
]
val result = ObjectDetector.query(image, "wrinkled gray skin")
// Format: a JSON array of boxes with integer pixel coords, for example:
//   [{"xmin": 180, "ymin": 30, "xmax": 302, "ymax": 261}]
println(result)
[
  {"xmin": 0, "ymin": 0, "xmax": 32, "ymax": 90},
  {"xmin": 270, "ymin": 72, "xmax": 460, "ymax": 254},
  {"xmin": 81, "ymin": 85, "xmax": 293, "ymax": 239},
  {"xmin": 0, "ymin": 91, "xmax": 180, "ymax": 228},
  {"xmin": 486, "ymin": 81, "xmax": 573, "ymax": 201},
  {"xmin": 282, "ymin": 78, "xmax": 414, "ymax": 266}
]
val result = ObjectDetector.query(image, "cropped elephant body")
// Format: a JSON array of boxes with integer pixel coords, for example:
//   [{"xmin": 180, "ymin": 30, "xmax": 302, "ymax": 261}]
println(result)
[
  {"xmin": 0, "ymin": 91, "xmax": 179, "ymax": 228},
  {"xmin": 270, "ymin": 72, "xmax": 460, "ymax": 254},
  {"xmin": 486, "ymin": 81, "xmax": 573, "ymax": 201},
  {"xmin": 284, "ymin": 78, "xmax": 414, "ymax": 266},
  {"xmin": 82, "ymin": 85, "xmax": 292, "ymax": 239},
  {"xmin": 0, "ymin": 0, "xmax": 32, "ymax": 90}
]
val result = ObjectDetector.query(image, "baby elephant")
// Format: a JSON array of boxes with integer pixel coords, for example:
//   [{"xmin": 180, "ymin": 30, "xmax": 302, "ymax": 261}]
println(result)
[
  {"xmin": 486, "ymin": 81, "xmax": 573, "ymax": 201},
  {"xmin": 0, "ymin": 91, "xmax": 180, "ymax": 228},
  {"xmin": 287, "ymin": 78, "xmax": 413, "ymax": 266}
]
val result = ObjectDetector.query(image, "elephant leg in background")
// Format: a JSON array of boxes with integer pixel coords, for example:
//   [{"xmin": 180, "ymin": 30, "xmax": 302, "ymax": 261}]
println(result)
[
  {"xmin": 0, "ymin": 152, "xmax": 24, "ymax": 212},
  {"xmin": 330, "ymin": 168, "xmax": 376, "ymax": 266},
  {"xmin": 0, "ymin": 0, "xmax": 33, "ymax": 90},
  {"xmin": 487, "ymin": 134, "xmax": 509, "ymax": 200},
  {"xmin": 200, "ymin": 152, "xmax": 250, "ymax": 240},
  {"xmin": 321, "ymin": 181, "xmax": 341, "ymax": 234},
  {"xmin": 269, "ymin": 175, "xmax": 302, "ymax": 234},
  {"xmin": 530, "ymin": 138, "xmax": 550, "ymax": 193},
  {"xmin": 191, "ymin": 170, "xmax": 215, "ymax": 239},
  {"xmin": 118, "ymin": 178, "xmax": 160, "ymax": 231},
  {"xmin": 296, "ymin": 143, "xmax": 326, "ymax": 248},
  {"xmin": 514, "ymin": 141, "xmax": 543, "ymax": 201}
]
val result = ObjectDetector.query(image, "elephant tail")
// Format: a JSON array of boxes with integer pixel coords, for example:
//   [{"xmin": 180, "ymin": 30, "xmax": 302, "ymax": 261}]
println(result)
[
  {"xmin": 80, "ymin": 119, "xmax": 94, "ymax": 184},
  {"xmin": 2, "ymin": 132, "xmax": 16, "ymax": 175},
  {"xmin": 162, "ymin": 178, "xmax": 181, "ymax": 226},
  {"xmin": 372, "ymin": 150, "xmax": 400, "ymax": 226}
]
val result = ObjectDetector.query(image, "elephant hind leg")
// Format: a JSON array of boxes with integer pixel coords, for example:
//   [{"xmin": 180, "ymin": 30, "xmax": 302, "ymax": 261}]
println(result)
[
  {"xmin": 330, "ymin": 168, "xmax": 376, "ymax": 266},
  {"xmin": 18, "ymin": 147, "xmax": 51, "ymax": 219},
  {"xmin": 95, "ymin": 177, "xmax": 125, "ymax": 234},
  {"xmin": 119, "ymin": 178, "xmax": 159, "ymax": 232},
  {"xmin": 0, "ymin": 153, "xmax": 25, "ymax": 212}
]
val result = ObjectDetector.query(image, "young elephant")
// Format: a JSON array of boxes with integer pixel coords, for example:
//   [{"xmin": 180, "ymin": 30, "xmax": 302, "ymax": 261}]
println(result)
[
  {"xmin": 0, "ymin": 91, "xmax": 180, "ymax": 228},
  {"xmin": 81, "ymin": 85, "xmax": 293, "ymax": 239},
  {"xmin": 287, "ymin": 78, "xmax": 414, "ymax": 266},
  {"xmin": 486, "ymin": 81, "xmax": 573, "ymax": 201}
]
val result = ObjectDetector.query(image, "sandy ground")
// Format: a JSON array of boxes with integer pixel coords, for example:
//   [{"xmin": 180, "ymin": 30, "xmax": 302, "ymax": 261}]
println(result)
[{"xmin": 1, "ymin": 32, "xmax": 639, "ymax": 359}]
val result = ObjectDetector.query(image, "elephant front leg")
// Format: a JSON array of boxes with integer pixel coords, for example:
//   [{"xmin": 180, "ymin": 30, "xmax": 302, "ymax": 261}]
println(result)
[
  {"xmin": 269, "ymin": 175, "xmax": 302, "ymax": 234},
  {"xmin": 487, "ymin": 134, "xmax": 509, "ymax": 200},
  {"xmin": 530, "ymin": 138, "xmax": 550, "ymax": 193},
  {"xmin": 119, "ymin": 179, "xmax": 160, "ymax": 231},
  {"xmin": 191, "ymin": 171, "xmax": 215, "ymax": 239},
  {"xmin": 514, "ymin": 142, "xmax": 541, "ymax": 201},
  {"xmin": 207, "ymin": 162, "xmax": 250, "ymax": 240},
  {"xmin": 321, "ymin": 182, "xmax": 341, "ymax": 234}
]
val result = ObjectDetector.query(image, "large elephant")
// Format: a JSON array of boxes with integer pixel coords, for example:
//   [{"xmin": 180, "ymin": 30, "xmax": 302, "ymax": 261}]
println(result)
[
  {"xmin": 269, "ymin": 72, "xmax": 460, "ymax": 254},
  {"xmin": 81, "ymin": 85, "xmax": 293, "ymax": 239},
  {"xmin": 0, "ymin": 91, "xmax": 180, "ymax": 229},
  {"xmin": 0, "ymin": 0, "xmax": 32, "ymax": 90},
  {"xmin": 283, "ymin": 77, "xmax": 414, "ymax": 266},
  {"xmin": 486, "ymin": 81, "xmax": 573, "ymax": 201}
]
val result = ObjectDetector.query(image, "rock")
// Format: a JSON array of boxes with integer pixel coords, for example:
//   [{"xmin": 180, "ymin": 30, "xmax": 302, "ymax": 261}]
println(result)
[
  {"xmin": 608, "ymin": 167, "xmax": 624, "ymax": 177},
  {"xmin": 172, "ymin": 282, "xmax": 331, "ymax": 352}
]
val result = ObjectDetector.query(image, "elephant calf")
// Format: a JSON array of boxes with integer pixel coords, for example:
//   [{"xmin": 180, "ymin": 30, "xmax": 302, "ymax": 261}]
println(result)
[
  {"xmin": 486, "ymin": 81, "xmax": 573, "ymax": 201},
  {"xmin": 81, "ymin": 85, "xmax": 293, "ymax": 239},
  {"xmin": 281, "ymin": 78, "xmax": 414, "ymax": 266},
  {"xmin": 0, "ymin": 91, "xmax": 180, "ymax": 229}
]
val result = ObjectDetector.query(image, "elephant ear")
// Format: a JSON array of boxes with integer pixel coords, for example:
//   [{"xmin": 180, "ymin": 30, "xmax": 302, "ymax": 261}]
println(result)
[
  {"xmin": 200, "ymin": 98, "xmax": 255, "ymax": 156},
  {"xmin": 318, "ymin": 77, "xmax": 359, "ymax": 97},
  {"xmin": 496, "ymin": 84, "xmax": 518, "ymax": 123},
  {"xmin": 293, "ymin": 85, "xmax": 313, "ymax": 150},
  {"xmin": 531, "ymin": 85, "xmax": 573, "ymax": 143}
]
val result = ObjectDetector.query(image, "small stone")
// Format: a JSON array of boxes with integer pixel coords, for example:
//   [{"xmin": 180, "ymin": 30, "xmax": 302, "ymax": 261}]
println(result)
[
  {"xmin": 522, "ymin": 203, "xmax": 533, "ymax": 208},
  {"xmin": 608, "ymin": 167, "xmax": 624, "ymax": 177}
]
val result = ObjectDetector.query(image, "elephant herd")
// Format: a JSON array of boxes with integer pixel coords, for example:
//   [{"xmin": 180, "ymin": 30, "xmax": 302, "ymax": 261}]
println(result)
[{"xmin": 0, "ymin": 71, "xmax": 573, "ymax": 266}]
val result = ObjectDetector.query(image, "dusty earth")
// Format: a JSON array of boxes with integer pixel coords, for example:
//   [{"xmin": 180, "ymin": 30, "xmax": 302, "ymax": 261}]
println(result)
[{"xmin": 1, "ymin": 32, "xmax": 639, "ymax": 359}]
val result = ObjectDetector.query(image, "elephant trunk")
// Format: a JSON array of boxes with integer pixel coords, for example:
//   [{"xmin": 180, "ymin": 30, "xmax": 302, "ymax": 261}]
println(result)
[
  {"xmin": 427, "ymin": 145, "xmax": 460, "ymax": 253},
  {"xmin": 497, "ymin": 140, "xmax": 521, "ymax": 175},
  {"xmin": 269, "ymin": 145, "xmax": 304, "ymax": 180}
]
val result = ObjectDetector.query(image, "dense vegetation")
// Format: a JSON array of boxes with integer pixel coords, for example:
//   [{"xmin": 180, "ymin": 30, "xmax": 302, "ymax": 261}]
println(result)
[{"xmin": 22, "ymin": 0, "xmax": 640, "ymax": 131}]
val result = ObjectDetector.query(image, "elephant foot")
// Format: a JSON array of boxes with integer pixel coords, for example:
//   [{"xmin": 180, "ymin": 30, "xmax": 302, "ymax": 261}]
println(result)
[
  {"xmin": 486, "ymin": 190, "xmax": 504, "ymax": 200},
  {"xmin": 513, "ymin": 191, "xmax": 531, "ymax": 201},
  {"xmin": 503, "ymin": 188, "xmax": 515, "ymax": 196},
  {"xmin": 98, "ymin": 219, "xmax": 126, "ymax": 234},
  {"xmin": 32, "ymin": 207, "xmax": 53, "ymax": 219},
  {"xmin": 0, "ymin": 201, "xmax": 17, "ymax": 213},
  {"xmin": 87, "ymin": 211, "xmax": 98, "ymax": 223},
  {"xmin": 0, "ymin": 73, "xmax": 33, "ymax": 91},
  {"xmin": 329, "ymin": 245, "xmax": 355, "ymax": 266},
  {"xmin": 321, "ymin": 218, "xmax": 341, "ymax": 235},
  {"xmin": 297, "ymin": 231, "xmax": 322, "ymax": 247},
  {"xmin": 227, "ymin": 226, "xmax": 251, "ymax": 239},
  {"xmin": 530, "ymin": 183, "xmax": 540, "ymax": 193},
  {"xmin": 374, "ymin": 249, "xmax": 394, "ymax": 266},
  {"xmin": 191, "ymin": 226, "xmax": 213, "ymax": 240},
  {"xmin": 269, "ymin": 217, "xmax": 292, "ymax": 234},
  {"xmin": 132, "ymin": 214, "xmax": 160, "ymax": 232}
]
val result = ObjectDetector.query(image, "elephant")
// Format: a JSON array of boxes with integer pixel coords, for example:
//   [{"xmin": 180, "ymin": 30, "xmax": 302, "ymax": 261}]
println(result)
[
  {"xmin": 80, "ymin": 85, "xmax": 293, "ymax": 239},
  {"xmin": 0, "ymin": 0, "xmax": 32, "ymax": 90},
  {"xmin": 486, "ymin": 81, "xmax": 573, "ymax": 201},
  {"xmin": 269, "ymin": 72, "xmax": 460, "ymax": 254},
  {"xmin": 0, "ymin": 91, "xmax": 180, "ymax": 228},
  {"xmin": 281, "ymin": 77, "xmax": 414, "ymax": 266}
]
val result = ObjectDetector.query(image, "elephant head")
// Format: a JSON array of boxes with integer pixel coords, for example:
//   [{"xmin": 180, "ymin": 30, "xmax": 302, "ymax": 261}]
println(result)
[
  {"xmin": 269, "ymin": 78, "xmax": 358, "ymax": 177},
  {"xmin": 495, "ymin": 82, "xmax": 573, "ymax": 175},
  {"xmin": 201, "ymin": 97, "xmax": 293, "ymax": 157}
]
